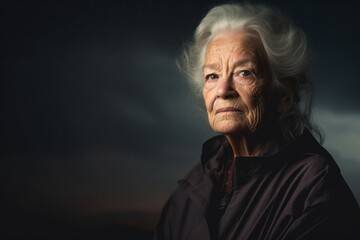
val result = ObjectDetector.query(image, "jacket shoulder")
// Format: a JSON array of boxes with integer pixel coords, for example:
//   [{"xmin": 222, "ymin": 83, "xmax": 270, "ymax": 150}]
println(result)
[{"xmin": 153, "ymin": 185, "xmax": 211, "ymax": 240}]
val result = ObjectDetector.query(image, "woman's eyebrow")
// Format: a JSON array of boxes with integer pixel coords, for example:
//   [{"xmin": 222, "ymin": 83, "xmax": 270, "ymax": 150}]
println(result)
[
  {"xmin": 203, "ymin": 58, "xmax": 255, "ymax": 70},
  {"xmin": 203, "ymin": 59, "xmax": 255, "ymax": 71},
  {"xmin": 232, "ymin": 59, "xmax": 254, "ymax": 68},
  {"xmin": 203, "ymin": 63, "xmax": 220, "ymax": 71}
]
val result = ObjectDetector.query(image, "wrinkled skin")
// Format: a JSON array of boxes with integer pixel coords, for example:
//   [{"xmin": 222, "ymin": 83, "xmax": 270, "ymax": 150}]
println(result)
[{"xmin": 202, "ymin": 30, "xmax": 271, "ymax": 156}]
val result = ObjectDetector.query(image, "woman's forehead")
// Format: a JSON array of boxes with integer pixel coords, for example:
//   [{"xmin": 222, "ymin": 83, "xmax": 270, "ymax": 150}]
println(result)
[{"xmin": 204, "ymin": 31, "xmax": 262, "ymax": 67}]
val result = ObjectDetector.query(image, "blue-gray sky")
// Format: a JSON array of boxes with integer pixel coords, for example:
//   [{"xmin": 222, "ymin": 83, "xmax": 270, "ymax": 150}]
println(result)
[{"xmin": 1, "ymin": 0, "xmax": 359, "ymax": 238}]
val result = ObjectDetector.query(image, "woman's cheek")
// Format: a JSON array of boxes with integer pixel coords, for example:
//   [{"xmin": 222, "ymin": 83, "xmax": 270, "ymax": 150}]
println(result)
[{"xmin": 247, "ymin": 94, "xmax": 265, "ymax": 132}]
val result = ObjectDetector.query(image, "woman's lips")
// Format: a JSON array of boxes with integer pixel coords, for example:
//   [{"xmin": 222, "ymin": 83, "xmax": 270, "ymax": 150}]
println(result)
[{"xmin": 215, "ymin": 107, "xmax": 242, "ymax": 114}]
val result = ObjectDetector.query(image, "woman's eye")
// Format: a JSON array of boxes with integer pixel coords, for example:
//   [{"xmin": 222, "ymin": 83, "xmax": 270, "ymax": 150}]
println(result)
[
  {"xmin": 205, "ymin": 74, "xmax": 218, "ymax": 81},
  {"xmin": 238, "ymin": 70, "xmax": 253, "ymax": 77}
]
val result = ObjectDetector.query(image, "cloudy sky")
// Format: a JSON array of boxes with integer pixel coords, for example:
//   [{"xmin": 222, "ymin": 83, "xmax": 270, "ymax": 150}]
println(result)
[{"xmin": 1, "ymin": 0, "xmax": 359, "ymax": 237}]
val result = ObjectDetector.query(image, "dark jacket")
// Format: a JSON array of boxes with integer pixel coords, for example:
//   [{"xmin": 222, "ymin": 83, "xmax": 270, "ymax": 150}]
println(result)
[{"xmin": 154, "ymin": 131, "xmax": 360, "ymax": 240}]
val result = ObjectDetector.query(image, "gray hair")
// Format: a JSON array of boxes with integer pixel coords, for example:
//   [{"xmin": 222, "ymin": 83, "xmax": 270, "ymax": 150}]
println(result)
[{"xmin": 178, "ymin": 3, "xmax": 322, "ymax": 141}]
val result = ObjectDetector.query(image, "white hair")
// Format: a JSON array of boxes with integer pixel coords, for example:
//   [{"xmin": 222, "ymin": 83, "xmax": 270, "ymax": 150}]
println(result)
[{"xmin": 178, "ymin": 3, "xmax": 322, "ymax": 141}]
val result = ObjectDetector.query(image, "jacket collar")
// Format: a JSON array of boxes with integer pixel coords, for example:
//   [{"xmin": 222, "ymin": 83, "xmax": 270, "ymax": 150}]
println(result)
[
  {"xmin": 177, "ymin": 135, "xmax": 233, "ymax": 215},
  {"xmin": 178, "ymin": 130, "xmax": 326, "ymax": 214}
]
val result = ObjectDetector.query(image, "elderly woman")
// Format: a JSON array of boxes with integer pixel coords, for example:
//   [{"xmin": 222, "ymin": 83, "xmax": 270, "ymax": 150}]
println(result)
[{"xmin": 154, "ymin": 3, "xmax": 360, "ymax": 240}]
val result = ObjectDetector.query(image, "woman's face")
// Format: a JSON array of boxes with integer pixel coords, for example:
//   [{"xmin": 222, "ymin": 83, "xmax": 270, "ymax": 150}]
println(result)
[{"xmin": 203, "ymin": 30, "xmax": 269, "ymax": 136}]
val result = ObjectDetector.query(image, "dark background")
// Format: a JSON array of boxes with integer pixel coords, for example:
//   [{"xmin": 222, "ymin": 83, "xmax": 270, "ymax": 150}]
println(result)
[{"xmin": 1, "ymin": 0, "xmax": 359, "ymax": 239}]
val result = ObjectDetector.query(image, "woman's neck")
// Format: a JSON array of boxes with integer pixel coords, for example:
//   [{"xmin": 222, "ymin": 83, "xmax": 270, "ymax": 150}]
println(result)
[
  {"xmin": 226, "ymin": 134, "xmax": 269, "ymax": 157},
  {"xmin": 226, "ymin": 122, "xmax": 282, "ymax": 157}
]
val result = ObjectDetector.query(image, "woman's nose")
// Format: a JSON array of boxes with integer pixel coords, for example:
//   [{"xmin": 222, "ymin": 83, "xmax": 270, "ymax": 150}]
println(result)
[{"xmin": 216, "ymin": 76, "xmax": 238, "ymax": 99}]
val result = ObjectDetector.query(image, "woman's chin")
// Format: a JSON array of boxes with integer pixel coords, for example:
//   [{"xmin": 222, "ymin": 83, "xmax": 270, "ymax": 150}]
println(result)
[{"xmin": 211, "ymin": 121, "xmax": 250, "ymax": 135}]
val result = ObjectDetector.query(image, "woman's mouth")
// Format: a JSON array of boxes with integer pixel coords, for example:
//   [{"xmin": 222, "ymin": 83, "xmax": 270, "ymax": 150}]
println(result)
[{"xmin": 215, "ymin": 107, "xmax": 242, "ymax": 114}]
